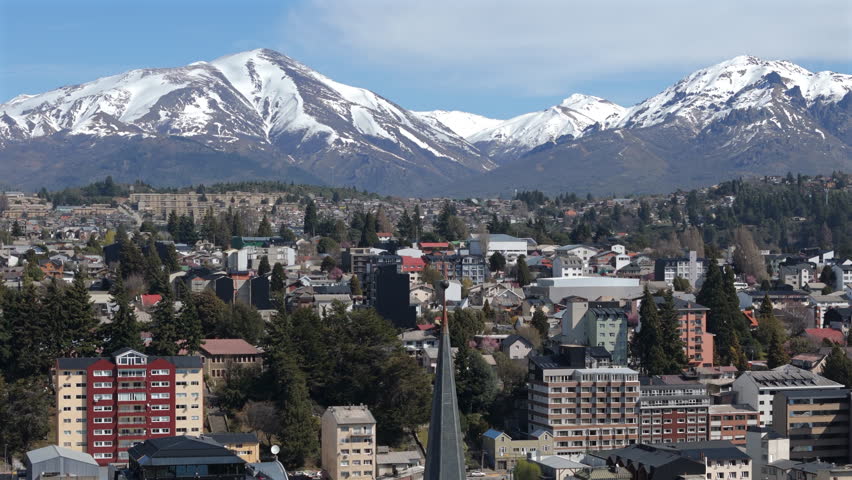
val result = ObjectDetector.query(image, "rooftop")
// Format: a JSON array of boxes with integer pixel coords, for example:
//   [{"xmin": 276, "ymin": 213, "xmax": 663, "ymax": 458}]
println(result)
[
  {"xmin": 26, "ymin": 445, "xmax": 98, "ymax": 466},
  {"xmin": 324, "ymin": 405, "xmax": 376, "ymax": 425},
  {"xmin": 742, "ymin": 365, "xmax": 843, "ymax": 389},
  {"xmin": 200, "ymin": 339, "xmax": 261, "ymax": 356},
  {"xmin": 127, "ymin": 436, "xmax": 246, "ymax": 466}
]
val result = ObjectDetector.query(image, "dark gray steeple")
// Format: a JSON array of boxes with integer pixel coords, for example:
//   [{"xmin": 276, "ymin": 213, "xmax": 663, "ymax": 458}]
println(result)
[{"xmin": 423, "ymin": 277, "xmax": 465, "ymax": 479}]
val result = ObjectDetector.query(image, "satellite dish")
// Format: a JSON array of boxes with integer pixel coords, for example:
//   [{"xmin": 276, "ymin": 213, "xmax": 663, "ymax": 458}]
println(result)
[{"xmin": 270, "ymin": 445, "xmax": 280, "ymax": 455}]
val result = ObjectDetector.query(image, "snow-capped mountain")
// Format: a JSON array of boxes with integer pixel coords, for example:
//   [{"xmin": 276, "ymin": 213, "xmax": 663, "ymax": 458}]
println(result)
[
  {"xmin": 0, "ymin": 53, "xmax": 849, "ymax": 195},
  {"xmin": 0, "ymin": 49, "xmax": 493, "ymax": 194},
  {"xmin": 413, "ymin": 110, "xmax": 503, "ymax": 139},
  {"xmin": 446, "ymin": 57, "xmax": 852, "ymax": 196},
  {"xmin": 619, "ymin": 55, "xmax": 852, "ymax": 130},
  {"xmin": 466, "ymin": 94, "xmax": 626, "ymax": 162}
]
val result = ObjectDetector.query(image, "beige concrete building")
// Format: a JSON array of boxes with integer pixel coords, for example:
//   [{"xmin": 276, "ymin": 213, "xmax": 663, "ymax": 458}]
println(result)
[
  {"xmin": 482, "ymin": 429, "xmax": 554, "ymax": 471},
  {"xmin": 199, "ymin": 338, "xmax": 263, "ymax": 383},
  {"xmin": 208, "ymin": 433, "xmax": 261, "ymax": 463},
  {"xmin": 322, "ymin": 405, "xmax": 376, "ymax": 480}
]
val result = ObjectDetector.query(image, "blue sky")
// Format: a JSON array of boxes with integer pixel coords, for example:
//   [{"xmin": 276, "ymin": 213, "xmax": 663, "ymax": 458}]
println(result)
[{"xmin": 1, "ymin": 0, "xmax": 850, "ymax": 119}]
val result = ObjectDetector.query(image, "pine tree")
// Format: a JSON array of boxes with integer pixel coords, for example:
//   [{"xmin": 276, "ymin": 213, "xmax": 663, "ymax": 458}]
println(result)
[
  {"xmin": 658, "ymin": 289, "xmax": 687, "ymax": 373},
  {"xmin": 256, "ymin": 215, "xmax": 273, "ymax": 237},
  {"xmin": 257, "ymin": 255, "xmax": 271, "ymax": 276},
  {"xmin": 271, "ymin": 263, "xmax": 285, "ymax": 293},
  {"xmin": 349, "ymin": 275, "xmax": 363, "ymax": 296},
  {"xmin": 412, "ymin": 204, "xmax": 423, "ymax": 241},
  {"xmin": 64, "ymin": 274, "xmax": 99, "ymax": 357},
  {"xmin": 149, "ymin": 294, "xmax": 180, "ymax": 356},
  {"xmin": 167, "ymin": 211, "xmax": 179, "ymax": 239},
  {"xmin": 118, "ymin": 234, "xmax": 146, "ymax": 279},
  {"xmin": 303, "ymin": 200, "xmax": 318, "ymax": 237},
  {"xmin": 144, "ymin": 236, "xmax": 168, "ymax": 295},
  {"xmin": 177, "ymin": 300, "xmax": 203, "ymax": 354},
  {"xmin": 823, "ymin": 345, "xmax": 852, "ymax": 387},
  {"xmin": 632, "ymin": 287, "xmax": 667, "ymax": 375},
  {"xmin": 531, "ymin": 310, "xmax": 549, "ymax": 339},
  {"xmin": 3, "ymin": 284, "xmax": 49, "ymax": 379},
  {"xmin": 767, "ymin": 332, "xmax": 790, "ymax": 369},
  {"xmin": 101, "ymin": 277, "xmax": 143, "ymax": 354},
  {"xmin": 396, "ymin": 209, "xmax": 413, "ymax": 240},
  {"xmin": 516, "ymin": 255, "xmax": 532, "ymax": 286},
  {"xmin": 263, "ymin": 310, "xmax": 319, "ymax": 469}
]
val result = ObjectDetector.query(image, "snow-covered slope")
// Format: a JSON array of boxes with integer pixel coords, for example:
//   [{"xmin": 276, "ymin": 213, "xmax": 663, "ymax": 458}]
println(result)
[
  {"xmin": 619, "ymin": 55, "xmax": 852, "ymax": 130},
  {"xmin": 467, "ymin": 94, "xmax": 626, "ymax": 161},
  {"xmin": 414, "ymin": 110, "xmax": 503, "ymax": 138},
  {"xmin": 0, "ymin": 49, "xmax": 494, "ymax": 193}
]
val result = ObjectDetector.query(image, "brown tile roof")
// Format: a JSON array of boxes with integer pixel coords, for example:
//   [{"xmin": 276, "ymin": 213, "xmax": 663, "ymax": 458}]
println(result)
[{"xmin": 200, "ymin": 338, "xmax": 260, "ymax": 356}]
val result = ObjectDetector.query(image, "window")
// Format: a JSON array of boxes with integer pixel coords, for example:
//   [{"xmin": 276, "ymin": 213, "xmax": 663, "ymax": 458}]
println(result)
[
  {"xmin": 117, "ymin": 354, "xmax": 146, "ymax": 365},
  {"xmin": 94, "ymin": 429, "xmax": 113, "ymax": 435},
  {"xmin": 151, "ymin": 369, "xmax": 169, "ymax": 375},
  {"xmin": 151, "ymin": 404, "xmax": 170, "ymax": 411},
  {"xmin": 93, "ymin": 453, "xmax": 113, "ymax": 459},
  {"xmin": 150, "ymin": 381, "xmax": 169, "ymax": 388},
  {"xmin": 151, "ymin": 428, "xmax": 170, "ymax": 434},
  {"xmin": 93, "ymin": 370, "xmax": 112, "ymax": 377},
  {"xmin": 93, "ymin": 394, "xmax": 113, "ymax": 401},
  {"xmin": 94, "ymin": 417, "xmax": 113, "ymax": 424},
  {"xmin": 151, "ymin": 393, "xmax": 170, "ymax": 399},
  {"xmin": 94, "ymin": 441, "xmax": 113, "ymax": 447},
  {"xmin": 151, "ymin": 416, "xmax": 170, "ymax": 422},
  {"xmin": 93, "ymin": 382, "xmax": 112, "ymax": 388},
  {"xmin": 94, "ymin": 406, "xmax": 113, "ymax": 412},
  {"xmin": 117, "ymin": 392, "xmax": 146, "ymax": 401}
]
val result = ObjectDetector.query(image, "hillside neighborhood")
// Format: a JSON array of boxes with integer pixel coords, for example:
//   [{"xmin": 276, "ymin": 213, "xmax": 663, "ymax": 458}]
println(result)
[{"xmin": 1, "ymin": 173, "xmax": 852, "ymax": 480}]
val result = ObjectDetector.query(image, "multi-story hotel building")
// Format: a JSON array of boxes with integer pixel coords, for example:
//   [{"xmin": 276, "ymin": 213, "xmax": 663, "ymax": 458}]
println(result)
[
  {"xmin": 638, "ymin": 375, "xmax": 711, "ymax": 445},
  {"xmin": 527, "ymin": 346, "xmax": 641, "ymax": 454},
  {"xmin": 772, "ymin": 388, "xmax": 852, "ymax": 465},
  {"xmin": 707, "ymin": 404, "xmax": 759, "ymax": 445},
  {"xmin": 732, "ymin": 364, "xmax": 843, "ymax": 427},
  {"xmin": 321, "ymin": 405, "xmax": 377, "ymax": 480},
  {"xmin": 54, "ymin": 348, "xmax": 204, "ymax": 465}
]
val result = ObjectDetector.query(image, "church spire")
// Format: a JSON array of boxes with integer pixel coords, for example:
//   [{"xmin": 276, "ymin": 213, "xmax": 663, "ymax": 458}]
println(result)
[{"xmin": 423, "ymin": 266, "xmax": 465, "ymax": 479}]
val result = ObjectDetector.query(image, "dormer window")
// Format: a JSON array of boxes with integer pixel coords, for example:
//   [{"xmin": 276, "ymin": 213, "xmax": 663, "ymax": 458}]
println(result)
[{"xmin": 116, "ymin": 350, "xmax": 147, "ymax": 365}]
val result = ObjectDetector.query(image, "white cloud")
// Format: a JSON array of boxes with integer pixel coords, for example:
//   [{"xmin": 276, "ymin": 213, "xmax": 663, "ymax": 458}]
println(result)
[{"xmin": 281, "ymin": 0, "xmax": 851, "ymax": 97}]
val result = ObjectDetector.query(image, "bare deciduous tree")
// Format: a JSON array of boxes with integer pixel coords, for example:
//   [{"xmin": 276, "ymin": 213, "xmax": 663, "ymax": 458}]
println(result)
[{"xmin": 239, "ymin": 400, "xmax": 279, "ymax": 447}]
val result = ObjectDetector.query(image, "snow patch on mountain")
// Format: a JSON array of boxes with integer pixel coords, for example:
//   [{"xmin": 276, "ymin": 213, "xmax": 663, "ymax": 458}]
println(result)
[{"xmin": 414, "ymin": 110, "xmax": 503, "ymax": 138}]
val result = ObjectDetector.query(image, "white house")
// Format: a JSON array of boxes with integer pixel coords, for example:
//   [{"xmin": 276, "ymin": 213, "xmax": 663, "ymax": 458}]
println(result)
[
  {"xmin": 554, "ymin": 245, "xmax": 600, "ymax": 272},
  {"xmin": 552, "ymin": 255, "xmax": 584, "ymax": 278},
  {"xmin": 469, "ymin": 234, "xmax": 533, "ymax": 264}
]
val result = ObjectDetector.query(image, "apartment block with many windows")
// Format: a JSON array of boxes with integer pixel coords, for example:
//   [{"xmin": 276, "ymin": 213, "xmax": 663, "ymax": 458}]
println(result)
[
  {"xmin": 707, "ymin": 404, "xmax": 759, "ymax": 446},
  {"xmin": 54, "ymin": 348, "xmax": 204, "ymax": 465},
  {"xmin": 527, "ymin": 347, "xmax": 640, "ymax": 455},
  {"xmin": 772, "ymin": 389, "xmax": 852, "ymax": 465},
  {"xmin": 321, "ymin": 405, "xmax": 376, "ymax": 480},
  {"xmin": 638, "ymin": 375, "xmax": 711, "ymax": 445}
]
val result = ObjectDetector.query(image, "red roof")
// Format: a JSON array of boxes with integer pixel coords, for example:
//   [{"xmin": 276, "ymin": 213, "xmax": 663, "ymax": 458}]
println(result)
[
  {"xmin": 416, "ymin": 323, "xmax": 435, "ymax": 331},
  {"xmin": 805, "ymin": 328, "xmax": 845, "ymax": 345},
  {"xmin": 200, "ymin": 338, "xmax": 261, "ymax": 355},
  {"xmin": 401, "ymin": 256, "xmax": 426, "ymax": 268},
  {"xmin": 141, "ymin": 294, "xmax": 162, "ymax": 307},
  {"xmin": 420, "ymin": 242, "xmax": 449, "ymax": 248},
  {"xmin": 377, "ymin": 232, "xmax": 393, "ymax": 237},
  {"xmin": 743, "ymin": 310, "xmax": 759, "ymax": 328}
]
